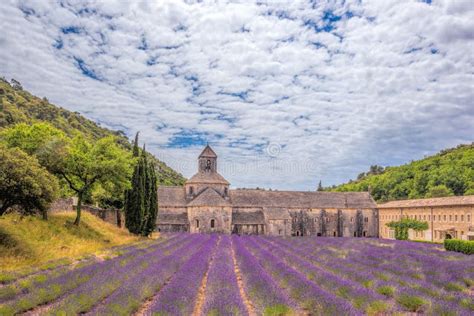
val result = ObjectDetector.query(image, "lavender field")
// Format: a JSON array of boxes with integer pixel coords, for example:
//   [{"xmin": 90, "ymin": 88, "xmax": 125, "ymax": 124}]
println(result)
[{"xmin": 0, "ymin": 234, "xmax": 473, "ymax": 316}]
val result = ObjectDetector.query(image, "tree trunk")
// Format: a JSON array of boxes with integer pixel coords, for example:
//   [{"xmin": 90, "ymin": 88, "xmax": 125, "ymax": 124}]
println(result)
[
  {"xmin": 42, "ymin": 209, "xmax": 48, "ymax": 220},
  {"xmin": 0, "ymin": 201, "xmax": 12, "ymax": 216},
  {"xmin": 74, "ymin": 193, "xmax": 83, "ymax": 226}
]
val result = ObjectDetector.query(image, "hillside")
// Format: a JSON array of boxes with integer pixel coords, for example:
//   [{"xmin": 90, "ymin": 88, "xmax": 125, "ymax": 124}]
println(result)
[
  {"xmin": 0, "ymin": 212, "xmax": 142, "ymax": 271},
  {"xmin": 0, "ymin": 77, "xmax": 185, "ymax": 186},
  {"xmin": 328, "ymin": 144, "xmax": 474, "ymax": 202}
]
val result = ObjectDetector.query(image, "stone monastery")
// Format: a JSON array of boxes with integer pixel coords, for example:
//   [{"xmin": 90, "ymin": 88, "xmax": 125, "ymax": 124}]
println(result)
[{"xmin": 157, "ymin": 145, "xmax": 379, "ymax": 236}]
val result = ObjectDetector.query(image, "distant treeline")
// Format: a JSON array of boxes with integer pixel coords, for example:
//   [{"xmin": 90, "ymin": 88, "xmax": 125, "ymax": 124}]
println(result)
[{"xmin": 326, "ymin": 144, "xmax": 474, "ymax": 202}]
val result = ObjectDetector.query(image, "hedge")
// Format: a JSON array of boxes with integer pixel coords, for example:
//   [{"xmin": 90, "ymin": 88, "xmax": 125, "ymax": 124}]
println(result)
[{"xmin": 444, "ymin": 239, "xmax": 474, "ymax": 255}]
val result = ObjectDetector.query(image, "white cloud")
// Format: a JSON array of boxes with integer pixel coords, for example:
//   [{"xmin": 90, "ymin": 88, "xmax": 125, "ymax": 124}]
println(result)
[{"xmin": 0, "ymin": 0, "xmax": 472, "ymax": 190}]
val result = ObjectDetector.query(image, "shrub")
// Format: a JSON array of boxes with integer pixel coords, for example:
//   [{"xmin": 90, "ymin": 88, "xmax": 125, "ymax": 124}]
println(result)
[
  {"xmin": 396, "ymin": 294, "xmax": 426, "ymax": 312},
  {"xmin": 444, "ymin": 239, "xmax": 474, "ymax": 255},
  {"xmin": 377, "ymin": 285, "xmax": 395, "ymax": 297}
]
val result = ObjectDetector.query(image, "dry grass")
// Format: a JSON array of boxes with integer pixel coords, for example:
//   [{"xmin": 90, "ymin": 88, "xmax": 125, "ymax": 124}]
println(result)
[{"xmin": 0, "ymin": 211, "xmax": 142, "ymax": 271}]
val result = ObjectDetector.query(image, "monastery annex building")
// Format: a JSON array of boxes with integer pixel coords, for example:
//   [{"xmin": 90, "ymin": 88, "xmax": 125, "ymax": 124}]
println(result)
[{"xmin": 156, "ymin": 145, "xmax": 379, "ymax": 237}]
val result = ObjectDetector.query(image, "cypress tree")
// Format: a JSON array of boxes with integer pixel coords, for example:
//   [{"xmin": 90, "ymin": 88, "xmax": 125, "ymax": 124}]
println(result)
[
  {"xmin": 141, "ymin": 147, "xmax": 158, "ymax": 236},
  {"xmin": 125, "ymin": 133, "xmax": 146, "ymax": 234}
]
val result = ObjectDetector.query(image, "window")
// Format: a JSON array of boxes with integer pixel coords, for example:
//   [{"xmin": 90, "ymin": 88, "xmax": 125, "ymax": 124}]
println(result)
[
  {"xmin": 438, "ymin": 215, "xmax": 441, "ymax": 221},
  {"xmin": 189, "ymin": 186, "xmax": 194, "ymax": 195},
  {"xmin": 449, "ymin": 215, "xmax": 452, "ymax": 222},
  {"xmin": 350, "ymin": 217, "xmax": 353, "ymax": 222},
  {"xmin": 415, "ymin": 215, "xmax": 417, "ymax": 220},
  {"xmin": 455, "ymin": 215, "xmax": 458, "ymax": 222},
  {"xmin": 195, "ymin": 219, "xmax": 200, "ymax": 228},
  {"xmin": 210, "ymin": 219, "xmax": 215, "ymax": 228},
  {"xmin": 224, "ymin": 187, "xmax": 228, "ymax": 196},
  {"xmin": 428, "ymin": 215, "xmax": 431, "ymax": 221},
  {"xmin": 461, "ymin": 215, "xmax": 464, "ymax": 221},
  {"xmin": 444, "ymin": 215, "xmax": 447, "ymax": 221},
  {"xmin": 353, "ymin": 232, "xmax": 357, "ymax": 237},
  {"xmin": 278, "ymin": 229, "xmax": 282, "ymax": 235},
  {"xmin": 326, "ymin": 218, "xmax": 329, "ymax": 223},
  {"xmin": 468, "ymin": 214, "xmax": 471, "ymax": 222},
  {"xmin": 363, "ymin": 231, "xmax": 367, "ymax": 237},
  {"xmin": 364, "ymin": 217, "xmax": 369, "ymax": 223},
  {"xmin": 461, "ymin": 231, "xmax": 464, "ymax": 236}
]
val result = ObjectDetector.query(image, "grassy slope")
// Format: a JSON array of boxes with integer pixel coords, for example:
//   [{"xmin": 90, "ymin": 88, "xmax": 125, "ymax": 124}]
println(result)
[
  {"xmin": 328, "ymin": 144, "xmax": 474, "ymax": 202},
  {"xmin": 0, "ymin": 78, "xmax": 185, "ymax": 186},
  {"xmin": 0, "ymin": 211, "xmax": 142, "ymax": 271}
]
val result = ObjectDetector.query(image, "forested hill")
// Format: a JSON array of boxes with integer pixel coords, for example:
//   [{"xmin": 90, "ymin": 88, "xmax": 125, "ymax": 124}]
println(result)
[
  {"xmin": 327, "ymin": 144, "xmax": 474, "ymax": 202},
  {"xmin": 0, "ymin": 77, "xmax": 185, "ymax": 186}
]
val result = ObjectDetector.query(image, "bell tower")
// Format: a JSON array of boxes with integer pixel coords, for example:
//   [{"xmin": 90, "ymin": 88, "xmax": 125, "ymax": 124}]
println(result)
[
  {"xmin": 185, "ymin": 145, "xmax": 230, "ymax": 200},
  {"xmin": 198, "ymin": 145, "xmax": 217, "ymax": 173}
]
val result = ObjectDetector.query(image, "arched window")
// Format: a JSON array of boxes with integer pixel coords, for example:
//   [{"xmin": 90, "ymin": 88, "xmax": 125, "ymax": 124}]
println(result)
[
  {"xmin": 210, "ymin": 219, "xmax": 215, "ymax": 228},
  {"xmin": 189, "ymin": 186, "xmax": 194, "ymax": 195},
  {"xmin": 196, "ymin": 219, "xmax": 199, "ymax": 228},
  {"xmin": 224, "ymin": 187, "xmax": 228, "ymax": 196}
]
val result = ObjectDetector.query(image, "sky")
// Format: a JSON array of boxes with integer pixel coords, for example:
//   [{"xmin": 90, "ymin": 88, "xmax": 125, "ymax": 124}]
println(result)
[{"xmin": 0, "ymin": 0, "xmax": 473, "ymax": 190}]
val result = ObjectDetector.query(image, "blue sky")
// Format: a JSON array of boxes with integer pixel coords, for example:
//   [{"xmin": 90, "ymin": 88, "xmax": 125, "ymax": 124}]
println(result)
[{"xmin": 1, "ymin": 0, "xmax": 473, "ymax": 190}]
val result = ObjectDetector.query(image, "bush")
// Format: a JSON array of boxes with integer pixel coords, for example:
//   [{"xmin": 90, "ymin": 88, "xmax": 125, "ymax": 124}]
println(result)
[
  {"xmin": 396, "ymin": 294, "xmax": 426, "ymax": 312},
  {"xmin": 444, "ymin": 239, "xmax": 474, "ymax": 255}
]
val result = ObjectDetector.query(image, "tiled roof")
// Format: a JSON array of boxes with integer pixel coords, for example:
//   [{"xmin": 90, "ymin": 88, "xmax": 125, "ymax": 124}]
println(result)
[
  {"xmin": 263, "ymin": 207, "xmax": 291, "ymax": 220},
  {"xmin": 187, "ymin": 187, "xmax": 231, "ymax": 207},
  {"xmin": 378, "ymin": 195, "xmax": 474, "ymax": 208},
  {"xmin": 199, "ymin": 145, "xmax": 217, "ymax": 158},
  {"xmin": 158, "ymin": 186, "xmax": 376, "ymax": 209},
  {"xmin": 158, "ymin": 186, "xmax": 186, "ymax": 207},
  {"xmin": 229, "ymin": 190, "xmax": 376, "ymax": 209},
  {"xmin": 232, "ymin": 211, "xmax": 265, "ymax": 224},
  {"xmin": 185, "ymin": 172, "xmax": 230, "ymax": 185},
  {"xmin": 157, "ymin": 213, "xmax": 188, "ymax": 224}
]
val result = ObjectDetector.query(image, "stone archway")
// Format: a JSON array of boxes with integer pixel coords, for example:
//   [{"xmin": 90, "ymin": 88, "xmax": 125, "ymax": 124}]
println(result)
[{"xmin": 445, "ymin": 233, "xmax": 452, "ymax": 239}]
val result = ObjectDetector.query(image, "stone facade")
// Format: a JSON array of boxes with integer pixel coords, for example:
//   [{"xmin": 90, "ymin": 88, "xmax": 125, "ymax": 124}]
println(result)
[
  {"xmin": 156, "ymin": 145, "xmax": 379, "ymax": 237},
  {"xmin": 378, "ymin": 196, "xmax": 474, "ymax": 241}
]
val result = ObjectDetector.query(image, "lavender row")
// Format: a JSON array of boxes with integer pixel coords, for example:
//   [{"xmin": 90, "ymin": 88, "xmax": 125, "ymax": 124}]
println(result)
[
  {"xmin": 147, "ymin": 235, "xmax": 218, "ymax": 315},
  {"xmin": 88, "ymin": 234, "xmax": 211, "ymax": 315},
  {"xmin": 266, "ymin": 236, "xmax": 473, "ymax": 314},
  {"xmin": 0, "ymin": 233, "xmax": 188, "ymax": 314},
  {"xmin": 232, "ymin": 236, "xmax": 296, "ymax": 315},
  {"xmin": 44, "ymin": 233, "xmax": 195, "ymax": 314},
  {"xmin": 201, "ymin": 235, "xmax": 248, "ymax": 316},
  {"xmin": 241, "ymin": 236, "xmax": 361, "ymax": 315},
  {"xmin": 253, "ymin": 237, "xmax": 387, "ymax": 313},
  {"xmin": 0, "ymin": 237, "xmax": 171, "ymax": 304}
]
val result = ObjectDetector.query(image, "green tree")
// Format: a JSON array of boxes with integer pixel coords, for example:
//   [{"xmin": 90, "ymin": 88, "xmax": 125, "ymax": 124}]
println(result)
[
  {"xmin": 142, "ymin": 148, "xmax": 158, "ymax": 236},
  {"xmin": 125, "ymin": 133, "xmax": 145, "ymax": 234},
  {"xmin": 53, "ymin": 135, "xmax": 133, "ymax": 225},
  {"xmin": 0, "ymin": 144, "xmax": 59, "ymax": 219},
  {"xmin": 386, "ymin": 218, "xmax": 429, "ymax": 240},
  {"xmin": 425, "ymin": 184, "xmax": 453, "ymax": 198},
  {"xmin": 317, "ymin": 180, "xmax": 323, "ymax": 191},
  {"xmin": 124, "ymin": 137, "xmax": 158, "ymax": 236}
]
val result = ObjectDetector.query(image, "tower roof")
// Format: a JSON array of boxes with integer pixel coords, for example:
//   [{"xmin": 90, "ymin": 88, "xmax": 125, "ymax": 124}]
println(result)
[{"xmin": 199, "ymin": 145, "xmax": 217, "ymax": 158}]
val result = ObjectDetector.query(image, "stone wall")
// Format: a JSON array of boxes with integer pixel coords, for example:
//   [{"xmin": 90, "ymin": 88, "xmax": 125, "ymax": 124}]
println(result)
[{"xmin": 48, "ymin": 198, "xmax": 124, "ymax": 228}]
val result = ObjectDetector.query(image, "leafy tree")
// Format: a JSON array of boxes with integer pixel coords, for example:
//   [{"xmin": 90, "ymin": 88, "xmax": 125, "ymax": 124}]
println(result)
[
  {"xmin": 386, "ymin": 218, "xmax": 429, "ymax": 240},
  {"xmin": 425, "ymin": 184, "xmax": 453, "ymax": 198},
  {"xmin": 52, "ymin": 135, "xmax": 133, "ymax": 225},
  {"xmin": 0, "ymin": 144, "xmax": 59, "ymax": 219}
]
